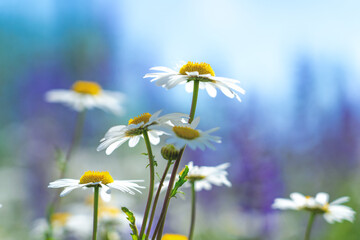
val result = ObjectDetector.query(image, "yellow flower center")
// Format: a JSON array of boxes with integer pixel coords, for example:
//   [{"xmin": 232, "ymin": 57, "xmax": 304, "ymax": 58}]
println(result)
[
  {"xmin": 128, "ymin": 113, "xmax": 152, "ymax": 125},
  {"xmin": 173, "ymin": 126, "xmax": 200, "ymax": 140},
  {"xmin": 72, "ymin": 81, "xmax": 102, "ymax": 95},
  {"xmin": 179, "ymin": 61, "xmax": 215, "ymax": 76},
  {"xmin": 51, "ymin": 213, "xmax": 71, "ymax": 226},
  {"xmin": 162, "ymin": 234, "xmax": 188, "ymax": 240},
  {"xmin": 79, "ymin": 171, "xmax": 114, "ymax": 185},
  {"xmin": 99, "ymin": 206, "xmax": 121, "ymax": 218}
]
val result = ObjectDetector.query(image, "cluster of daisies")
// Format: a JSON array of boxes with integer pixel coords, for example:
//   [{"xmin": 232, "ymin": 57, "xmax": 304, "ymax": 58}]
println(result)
[{"xmin": 42, "ymin": 61, "xmax": 356, "ymax": 240}]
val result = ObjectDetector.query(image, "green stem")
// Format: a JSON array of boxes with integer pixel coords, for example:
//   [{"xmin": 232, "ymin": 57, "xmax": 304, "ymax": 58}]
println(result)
[
  {"xmin": 139, "ymin": 130, "xmax": 156, "ymax": 239},
  {"xmin": 45, "ymin": 110, "xmax": 86, "ymax": 240},
  {"xmin": 188, "ymin": 181, "xmax": 196, "ymax": 240},
  {"xmin": 153, "ymin": 80, "xmax": 200, "ymax": 240},
  {"xmin": 61, "ymin": 110, "xmax": 86, "ymax": 178},
  {"xmin": 188, "ymin": 80, "xmax": 199, "ymax": 124},
  {"xmin": 92, "ymin": 185, "xmax": 100, "ymax": 240},
  {"xmin": 146, "ymin": 160, "xmax": 172, "ymax": 238},
  {"xmin": 304, "ymin": 212, "xmax": 316, "ymax": 240}
]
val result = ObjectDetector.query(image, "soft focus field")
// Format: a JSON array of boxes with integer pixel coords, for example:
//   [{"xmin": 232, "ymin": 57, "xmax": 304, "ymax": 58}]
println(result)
[{"xmin": 0, "ymin": 1, "xmax": 360, "ymax": 239}]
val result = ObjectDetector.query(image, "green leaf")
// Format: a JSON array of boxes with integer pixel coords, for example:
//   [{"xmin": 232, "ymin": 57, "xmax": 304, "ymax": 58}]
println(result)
[
  {"xmin": 121, "ymin": 207, "xmax": 139, "ymax": 240},
  {"xmin": 171, "ymin": 165, "xmax": 189, "ymax": 198}
]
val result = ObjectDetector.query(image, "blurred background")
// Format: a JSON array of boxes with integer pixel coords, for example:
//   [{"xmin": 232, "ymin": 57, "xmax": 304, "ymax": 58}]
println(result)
[{"xmin": 0, "ymin": 0, "xmax": 360, "ymax": 239}]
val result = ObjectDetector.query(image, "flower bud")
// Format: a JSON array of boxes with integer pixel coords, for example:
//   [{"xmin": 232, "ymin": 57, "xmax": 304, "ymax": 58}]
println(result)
[{"xmin": 161, "ymin": 144, "xmax": 180, "ymax": 161}]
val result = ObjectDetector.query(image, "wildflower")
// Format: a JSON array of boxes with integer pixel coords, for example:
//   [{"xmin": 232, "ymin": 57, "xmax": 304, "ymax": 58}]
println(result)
[
  {"xmin": 272, "ymin": 192, "xmax": 355, "ymax": 223},
  {"xmin": 144, "ymin": 61, "xmax": 245, "ymax": 101},
  {"xmin": 162, "ymin": 233, "xmax": 188, "ymax": 240},
  {"xmin": 97, "ymin": 110, "xmax": 188, "ymax": 155},
  {"xmin": 32, "ymin": 213, "xmax": 91, "ymax": 239},
  {"xmin": 45, "ymin": 80, "xmax": 125, "ymax": 115},
  {"xmin": 48, "ymin": 171, "xmax": 145, "ymax": 202},
  {"xmin": 159, "ymin": 162, "xmax": 231, "ymax": 192},
  {"xmin": 150, "ymin": 117, "xmax": 221, "ymax": 151}
]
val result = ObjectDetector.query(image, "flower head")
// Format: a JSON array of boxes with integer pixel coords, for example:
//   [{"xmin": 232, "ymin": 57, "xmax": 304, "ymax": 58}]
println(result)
[
  {"xmin": 272, "ymin": 192, "xmax": 356, "ymax": 224},
  {"xmin": 45, "ymin": 80, "xmax": 126, "ymax": 115},
  {"xmin": 150, "ymin": 117, "xmax": 221, "ymax": 151},
  {"xmin": 162, "ymin": 234, "xmax": 188, "ymax": 240},
  {"xmin": 159, "ymin": 162, "xmax": 231, "ymax": 193},
  {"xmin": 97, "ymin": 110, "xmax": 188, "ymax": 155},
  {"xmin": 48, "ymin": 171, "xmax": 145, "ymax": 202},
  {"xmin": 144, "ymin": 61, "xmax": 245, "ymax": 101}
]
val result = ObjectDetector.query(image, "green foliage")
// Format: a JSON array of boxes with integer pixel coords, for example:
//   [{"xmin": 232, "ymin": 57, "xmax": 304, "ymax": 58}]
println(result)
[
  {"xmin": 171, "ymin": 165, "xmax": 189, "ymax": 198},
  {"xmin": 121, "ymin": 207, "xmax": 139, "ymax": 240}
]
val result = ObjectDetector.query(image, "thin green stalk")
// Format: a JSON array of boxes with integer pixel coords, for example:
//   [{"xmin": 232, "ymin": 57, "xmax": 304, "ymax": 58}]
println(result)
[
  {"xmin": 188, "ymin": 80, "xmax": 199, "ymax": 123},
  {"xmin": 188, "ymin": 181, "xmax": 196, "ymax": 240},
  {"xmin": 304, "ymin": 212, "xmax": 316, "ymax": 240},
  {"xmin": 154, "ymin": 80, "xmax": 200, "ymax": 240},
  {"xmin": 146, "ymin": 160, "xmax": 172, "ymax": 238},
  {"xmin": 93, "ymin": 185, "xmax": 100, "ymax": 240},
  {"xmin": 61, "ymin": 110, "xmax": 86, "ymax": 178},
  {"xmin": 45, "ymin": 110, "xmax": 86, "ymax": 240},
  {"xmin": 139, "ymin": 130, "xmax": 156, "ymax": 239}
]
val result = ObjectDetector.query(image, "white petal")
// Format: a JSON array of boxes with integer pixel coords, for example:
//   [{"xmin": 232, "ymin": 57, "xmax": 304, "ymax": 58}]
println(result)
[
  {"xmin": 60, "ymin": 185, "xmax": 83, "ymax": 197},
  {"xmin": 105, "ymin": 138, "xmax": 129, "ymax": 155},
  {"xmin": 205, "ymin": 84, "xmax": 217, "ymax": 98},
  {"xmin": 315, "ymin": 192, "xmax": 329, "ymax": 205},
  {"xmin": 100, "ymin": 184, "xmax": 112, "ymax": 202},
  {"xmin": 128, "ymin": 136, "xmax": 141, "ymax": 147}
]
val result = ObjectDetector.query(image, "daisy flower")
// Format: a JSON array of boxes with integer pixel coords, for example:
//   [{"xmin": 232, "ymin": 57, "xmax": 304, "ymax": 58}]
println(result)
[
  {"xmin": 97, "ymin": 110, "xmax": 188, "ymax": 155},
  {"xmin": 144, "ymin": 61, "xmax": 245, "ymax": 101},
  {"xmin": 184, "ymin": 161, "xmax": 231, "ymax": 191},
  {"xmin": 159, "ymin": 161, "xmax": 231, "ymax": 193},
  {"xmin": 32, "ymin": 213, "xmax": 91, "ymax": 240},
  {"xmin": 162, "ymin": 234, "xmax": 188, "ymax": 240},
  {"xmin": 45, "ymin": 80, "xmax": 126, "ymax": 115},
  {"xmin": 272, "ymin": 192, "xmax": 355, "ymax": 224},
  {"xmin": 150, "ymin": 117, "xmax": 221, "ymax": 151},
  {"xmin": 48, "ymin": 171, "xmax": 145, "ymax": 202}
]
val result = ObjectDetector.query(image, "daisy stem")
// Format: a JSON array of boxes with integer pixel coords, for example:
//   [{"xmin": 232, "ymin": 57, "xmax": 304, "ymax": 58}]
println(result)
[
  {"xmin": 146, "ymin": 160, "xmax": 172, "ymax": 238},
  {"xmin": 92, "ymin": 185, "xmax": 100, "ymax": 240},
  {"xmin": 61, "ymin": 110, "xmax": 86, "ymax": 178},
  {"xmin": 45, "ymin": 110, "xmax": 86, "ymax": 240},
  {"xmin": 188, "ymin": 181, "xmax": 196, "ymax": 240},
  {"xmin": 154, "ymin": 80, "xmax": 200, "ymax": 240},
  {"xmin": 189, "ymin": 80, "xmax": 199, "ymax": 123},
  {"xmin": 139, "ymin": 130, "xmax": 156, "ymax": 239},
  {"xmin": 304, "ymin": 212, "xmax": 316, "ymax": 240}
]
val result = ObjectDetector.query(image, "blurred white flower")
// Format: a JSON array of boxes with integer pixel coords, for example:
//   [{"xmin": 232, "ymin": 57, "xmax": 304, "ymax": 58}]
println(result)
[
  {"xmin": 159, "ymin": 161, "xmax": 231, "ymax": 193},
  {"xmin": 97, "ymin": 110, "xmax": 188, "ymax": 155},
  {"xmin": 144, "ymin": 61, "xmax": 245, "ymax": 101},
  {"xmin": 45, "ymin": 80, "xmax": 126, "ymax": 115},
  {"xmin": 48, "ymin": 171, "xmax": 144, "ymax": 202},
  {"xmin": 32, "ymin": 213, "xmax": 91, "ymax": 239},
  {"xmin": 150, "ymin": 117, "xmax": 221, "ymax": 151},
  {"xmin": 272, "ymin": 192, "xmax": 356, "ymax": 224}
]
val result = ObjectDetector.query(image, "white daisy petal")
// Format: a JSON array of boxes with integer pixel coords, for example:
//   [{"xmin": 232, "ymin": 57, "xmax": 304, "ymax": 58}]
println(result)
[
  {"xmin": 128, "ymin": 136, "xmax": 141, "ymax": 147},
  {"xmin": 49, "ymin": 171, "xmax": 144, "ymax": 199}
]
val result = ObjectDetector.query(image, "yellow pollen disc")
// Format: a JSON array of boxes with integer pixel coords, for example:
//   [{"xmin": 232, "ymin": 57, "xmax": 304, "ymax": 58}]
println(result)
[
  {"xmin": 305, "ymin": 196, "xmax": 312, "ymax": 199},
  {"xmin": 128, "ymin": 113, "xmax": 152, "ymax": 125},
  {"xmin": 99, "ymin": 206, "xmax": 121, "ymax": 217},
  {"xmin": 162, "ymin": 234, "xmax": 188, "ymax": 240},
  {"xmin": 79, "ymin": 171, "xmax": 114, "ymax": 185},
  {"xmin": 179, "ymin": 61, "xmax": 215, "ymax": 76},
  {"xmin": 51, "ymin": 213, "xmax": 71, "ymax": 226},
  {"xmin": 72, "ymin": 81, "xmax": 102, "ymax": 95},
  {"xmin": 173, "ymin": 126, "xmax": 200, "ymax": 140}
]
